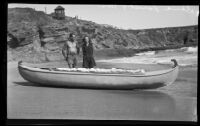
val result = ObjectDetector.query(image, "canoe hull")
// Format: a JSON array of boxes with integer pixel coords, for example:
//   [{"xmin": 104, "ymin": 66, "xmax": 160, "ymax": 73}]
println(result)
[{"xmin": 18, "ymin": 62, "xmax": 179, "ymax": 89}]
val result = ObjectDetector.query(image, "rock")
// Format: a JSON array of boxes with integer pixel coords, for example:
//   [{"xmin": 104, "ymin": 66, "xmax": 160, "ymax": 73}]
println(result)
[
  {"xmin": 32, "ymin": 35, "xmax": 41, "ymax": 52},
  {"xmin": 42, "ymin": 37, "xmax": 55, "ymax": 43},
  {"xmin": 7, "ymin": 32, "xmax": 19, "ymax": 48},
  {"xmin": 7, "ymin": 7, "xmax": 198, "ymax": 63}
]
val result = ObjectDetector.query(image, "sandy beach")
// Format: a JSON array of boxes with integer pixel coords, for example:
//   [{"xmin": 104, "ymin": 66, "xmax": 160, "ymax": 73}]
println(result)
[
  {"xmin": 6, "ymin": 4, "xmax": 198, "ymax": 122},
  {"xmin": 7, "ymin": 60, "xmax": 197, "ymax": 121}
]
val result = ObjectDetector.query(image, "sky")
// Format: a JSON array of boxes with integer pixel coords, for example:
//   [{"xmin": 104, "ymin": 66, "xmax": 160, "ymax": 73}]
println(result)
[{"xmin": 8, "ymin": 4, "xmax": 199, "ymax": 30}]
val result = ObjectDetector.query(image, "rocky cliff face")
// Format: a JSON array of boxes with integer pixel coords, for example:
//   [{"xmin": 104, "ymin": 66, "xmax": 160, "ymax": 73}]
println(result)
[{"xmin": 7, "ymin": 7, "xmax": 198, "ymax": 63}]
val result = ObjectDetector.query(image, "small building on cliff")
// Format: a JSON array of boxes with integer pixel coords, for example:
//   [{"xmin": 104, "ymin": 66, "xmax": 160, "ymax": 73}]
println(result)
[{"xmin": 53, "ymin": 6, "xmax": 65, "ymax": 20}]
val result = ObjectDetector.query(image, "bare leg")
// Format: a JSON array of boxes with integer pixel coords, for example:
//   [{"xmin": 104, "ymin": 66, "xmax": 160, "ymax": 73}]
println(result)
[
  {"xmin": 68, "ymin": 63, "xmax": 73, "ymax": 68},
  {"xmin": 73, "ymin": 57, "xmax": 77, "ymax": 68}
]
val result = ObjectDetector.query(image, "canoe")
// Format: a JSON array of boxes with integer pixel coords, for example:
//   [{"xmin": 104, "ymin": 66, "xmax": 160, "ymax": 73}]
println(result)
[{"xmin": 18, "ymin": 59, "xmax": 179, "ymax": 89}]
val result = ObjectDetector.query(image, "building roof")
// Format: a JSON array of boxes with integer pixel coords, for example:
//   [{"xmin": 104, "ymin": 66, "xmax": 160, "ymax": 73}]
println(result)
[{"xmin": 55, "ymin": 6, "xmax": 64, "ymax": 10}]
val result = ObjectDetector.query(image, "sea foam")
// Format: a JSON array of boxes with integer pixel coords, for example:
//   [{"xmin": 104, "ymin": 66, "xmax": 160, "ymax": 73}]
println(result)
[{"xmin": 98, "ymin": 47, "xmax": 198, "ymax": 66}]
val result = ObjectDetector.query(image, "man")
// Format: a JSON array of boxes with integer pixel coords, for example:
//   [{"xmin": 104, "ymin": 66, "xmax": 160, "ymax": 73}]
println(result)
[{"xmin": 62, "ymin": 33, "xmax": 80, "ymax": 68}]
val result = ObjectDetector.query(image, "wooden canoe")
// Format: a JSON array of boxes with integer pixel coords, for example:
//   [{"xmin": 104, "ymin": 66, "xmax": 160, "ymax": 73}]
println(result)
[{"xmin": 18, "ymin": 59, "xmax": 179, "ymax": 89}]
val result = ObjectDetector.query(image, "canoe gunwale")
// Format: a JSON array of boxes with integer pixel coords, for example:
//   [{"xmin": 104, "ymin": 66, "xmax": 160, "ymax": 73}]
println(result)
[{"xmin": 18, "ymin": 60, "xmax": 179, "ymax": 77}]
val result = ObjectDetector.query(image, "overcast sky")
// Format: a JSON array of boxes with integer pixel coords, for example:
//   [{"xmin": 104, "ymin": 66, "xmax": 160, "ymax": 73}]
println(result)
[{"xmin": 8, "ymin": 4, "xmax": 199, "ymax": 30}]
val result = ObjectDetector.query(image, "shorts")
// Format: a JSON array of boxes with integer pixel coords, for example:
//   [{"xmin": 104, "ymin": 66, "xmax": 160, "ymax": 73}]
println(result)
[{"xmin": 66, "ymin": 54, "xmax": 77, "ymax": 66}]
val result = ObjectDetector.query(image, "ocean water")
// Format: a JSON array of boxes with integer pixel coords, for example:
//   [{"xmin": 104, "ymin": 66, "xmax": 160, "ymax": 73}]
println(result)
[{"xmin": 98, "ymin": 47, "xmax": 198, "ymax": 67}]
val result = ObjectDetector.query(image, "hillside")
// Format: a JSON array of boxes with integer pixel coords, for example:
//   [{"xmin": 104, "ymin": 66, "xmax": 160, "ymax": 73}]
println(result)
[{"xmin": 7, "ymin": 7, "xmax": 198, "ymax": 63}]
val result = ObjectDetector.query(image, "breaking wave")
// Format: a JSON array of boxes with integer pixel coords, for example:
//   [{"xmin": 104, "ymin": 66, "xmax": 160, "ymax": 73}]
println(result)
[
  {"xmin": 98, "ymin": 47, "xmax": 198, "ymax": 66},
  {"xmin": 135, "ymin": 51, "xmax": 155, "ymax": 56},
  {"xmin": 185, "ymin": 47, "xmax": 198, "ymax": 53}
]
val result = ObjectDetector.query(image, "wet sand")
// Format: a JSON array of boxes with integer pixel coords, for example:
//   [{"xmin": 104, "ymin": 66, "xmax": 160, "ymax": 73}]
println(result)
[{"xmin": 7, "ymin": 61, "xmax": 197, "ymax": 121}]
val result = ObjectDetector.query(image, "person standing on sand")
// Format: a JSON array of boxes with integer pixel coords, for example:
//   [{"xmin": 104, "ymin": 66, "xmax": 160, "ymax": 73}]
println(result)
[
  {"xmin": 62, "ymin": 33, "xmax": 80, "ymax": 68},
  {"xmin": 82, "ymin": 36, "xmax": 96, "ymax": 68}
]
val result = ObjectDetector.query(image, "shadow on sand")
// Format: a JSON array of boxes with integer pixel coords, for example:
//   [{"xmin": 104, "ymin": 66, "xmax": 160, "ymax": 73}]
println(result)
[
  {"xmin": 14, "ymin": 81, "xmax": 165, "ymax": 91},
  {"xmin": 12, "ymin": 81, "xmax": 196, "ymax": 121},
  {"xmin": 13, "ymin": 81, "xmax": 175, "ymax": 103}
]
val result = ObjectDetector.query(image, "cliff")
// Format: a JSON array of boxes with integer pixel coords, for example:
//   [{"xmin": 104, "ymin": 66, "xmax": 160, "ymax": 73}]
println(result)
[{"xmin": 7, "ymin": 7, "xmax": 198, "ymax": 63}]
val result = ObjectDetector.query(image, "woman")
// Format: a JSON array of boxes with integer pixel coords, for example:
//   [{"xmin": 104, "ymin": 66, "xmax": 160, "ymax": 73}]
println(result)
[{"xmin": 82, "ymin": 36, "xmax": 96, "ymax": 68}]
